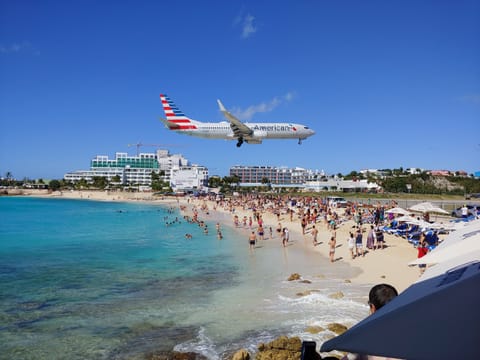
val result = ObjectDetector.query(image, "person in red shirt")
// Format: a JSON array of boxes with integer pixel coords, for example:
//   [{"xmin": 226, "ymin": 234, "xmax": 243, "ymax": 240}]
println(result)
[{"xmin": 417, "ymin": 236, "xmax": 429, "ymax": 274}]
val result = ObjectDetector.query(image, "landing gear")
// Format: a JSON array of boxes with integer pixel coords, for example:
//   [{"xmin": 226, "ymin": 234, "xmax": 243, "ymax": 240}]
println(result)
[
  {"xmin": 236, "ymin": 138, "xmax": 244, "ymax": 147},
  {"xmin": 298, "ymin": 138, "xmax": 303, "ymax": 145}
]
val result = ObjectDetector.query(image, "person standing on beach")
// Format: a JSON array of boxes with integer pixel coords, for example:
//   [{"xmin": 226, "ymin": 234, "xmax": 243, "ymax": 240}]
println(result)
[
  {"xmin": 417, "ymin": 236, "xmax": 428, "ymax": 274},
  {"xmin": 375, "ymin": 226, "xmax": 385, "ymax": 250},
  {"xmin": 282, "ymin": 227, "xmax": 289, "ymax": 247},
  {"xmin": 301, "ymin": 216, "xmax": 307, "ymax": 235},
  {"xmin": 329, "ymin": 234, "xmax": 336, "ymax": 263},
  {"xmin": 257, "ymin": 224, "xmax": 264, "ymax": 241},
  {"xmin": 249, "ymin": 231, "xmax": 257, "ymax": 251},
  {"xmin": 355, "ymin": 209, "xmax": 362, "ymax": 227},
  {"xmin": 312, "ymin": 225, "xmax": 319, "ymax": 245},
  {"xmin": 355, "ymin": 227, "xmax": 364, "ymax": 257},
  {"xmin": 366, "ymin": 225, "xmax": 375, "ymax": 250},
  {"xmin": 348, "ymin": 232, "xmax": 355, "ymax": 259}
]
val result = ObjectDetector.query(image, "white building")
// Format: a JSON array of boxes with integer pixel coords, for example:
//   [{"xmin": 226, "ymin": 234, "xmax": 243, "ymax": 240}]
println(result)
[
  {"xmin": 230, "ymin": 165, "xmax": 322, "ymax": 185},
  {"xmin": 156, "ymin": 149, "xmax": 189, "ymax": 183},
  {"xmin": 304, "ymin": 179, "xmax": 381, "ymax": 192},
  {"xmin": 64, "ymin": 150, "xmax": 195, "ymax": 188},
  {"xmin": 170, "ymin": 165, "xmax": 209, "ymax": 191}
]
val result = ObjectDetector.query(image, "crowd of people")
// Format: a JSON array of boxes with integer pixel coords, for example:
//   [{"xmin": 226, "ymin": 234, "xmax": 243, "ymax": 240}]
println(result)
[
  {"xmin": 180, "ymin": 193, "xmax": 445, "ymax": 277},
  {"xmin": 215, "ymin": 193, "xmax": 401, "ymax": 258}
]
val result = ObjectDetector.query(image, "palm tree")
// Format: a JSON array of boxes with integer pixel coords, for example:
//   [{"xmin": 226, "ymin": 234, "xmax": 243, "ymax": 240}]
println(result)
[{"xmin": 5, "ymin": 171, "xmax": 13, "ymax": 186}]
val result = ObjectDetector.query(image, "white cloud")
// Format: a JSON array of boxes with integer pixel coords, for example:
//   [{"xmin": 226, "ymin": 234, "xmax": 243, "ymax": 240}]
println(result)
[
  {"xmin": 242, "ymin": 14, "xmax": 257, "ymax": 39},
  {"xmin": 232, "ymin": 92, "xmax": 295, "ymax": 121},
  {"xmin": 460, "ymin": 94, "xmax": 480, "ymax": 104},
  {"xmin": 0, "ymin": 41, "xmax": 39, "ymax": 55},
  {"xmin": 234, "ymin": 11, "xmax": 257, "ymax": 39}
]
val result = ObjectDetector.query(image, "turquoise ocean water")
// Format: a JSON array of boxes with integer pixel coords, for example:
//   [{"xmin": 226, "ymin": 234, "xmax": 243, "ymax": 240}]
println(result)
[{"xmin": 0, "ymin": 197, "xmax": 368, "ymax": 359}]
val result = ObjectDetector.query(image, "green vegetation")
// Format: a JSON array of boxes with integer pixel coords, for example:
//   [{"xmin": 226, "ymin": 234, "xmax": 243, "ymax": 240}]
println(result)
[
  {"xmin": 2, "ymin": 170, "xmax": 479, "ymax": 198},
  {"xmin": 151, "ymin": 170, "xmax": 172, "ymax": 193}
]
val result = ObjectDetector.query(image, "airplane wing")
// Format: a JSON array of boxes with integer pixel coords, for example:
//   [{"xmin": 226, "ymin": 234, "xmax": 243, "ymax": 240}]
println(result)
[{"xmin": 217, "ymin": 100, "xmax": 253, "ymax": 138}]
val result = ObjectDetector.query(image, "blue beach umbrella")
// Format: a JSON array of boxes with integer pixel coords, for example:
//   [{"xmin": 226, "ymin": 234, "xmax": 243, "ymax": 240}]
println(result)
[{"xmin": 320, "ymin": 261, "xmax": 480, "ymax": 360}]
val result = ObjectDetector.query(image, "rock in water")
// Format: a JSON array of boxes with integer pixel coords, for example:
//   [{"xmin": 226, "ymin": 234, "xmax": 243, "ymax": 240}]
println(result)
[
  {"xmin": 288, "ymin": 273, "xmax": 301, "ymax": 281},
  {"xmin": 327, "ymin": 323, "xmax": 348, "ymax": 335},
  {"xmin": 231, "ymin": 349, "xmax": 250, "ymax": 360},
  {"xmin": 305, "ymin": 326, "xmax": 324, "ymax": 334},
  {"xmin": 328, "ymin": 291, "xmax": 344, "ymax": 299},
  {"xmin": 256, "ymin": 336, "xmax": 302, "ymax": 360}
]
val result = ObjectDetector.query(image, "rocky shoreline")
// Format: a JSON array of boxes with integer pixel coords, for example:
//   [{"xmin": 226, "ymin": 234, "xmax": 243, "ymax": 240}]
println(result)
[{"xmin": 143, "ymin": 272, "xmax": 351, "ymax": 360}]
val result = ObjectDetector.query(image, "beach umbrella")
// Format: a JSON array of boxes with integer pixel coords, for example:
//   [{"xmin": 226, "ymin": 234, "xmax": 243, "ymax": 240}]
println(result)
[
  {"xmin": 394, "ymin": 215, "xmax": 420, "ymax": 224},
  {"xmin": 408, "ymin": 202, "xmax": 449, "ymax": 215},
  {"xmin": 320, "ymin": 260, "xmax": 480, "ymax": 359},
  {"xmin": 409, "ymin": 220, "xmax": 480, "ymax": 266},
  {"xmin": 416, "ymin": 219, "xmax": 435, "ymax": 230},
  {"xmin": 416, "ymin": 251, "xmax": 480, "ymax": 282},
  {"xmin": 409, "ymin": 233, "xmax": 480, "ymax": 265},
  {"xmin": 385, "ymin": 207, "xmax": 410, "ymax": 215},
  {"xmin": 424, "ymin": 221, "xmax": 456, "ymax": 231}
]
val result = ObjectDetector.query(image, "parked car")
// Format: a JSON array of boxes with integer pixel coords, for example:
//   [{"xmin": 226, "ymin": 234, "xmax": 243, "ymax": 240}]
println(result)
[{"xmin": 451, "ymin": 205, "xmax": 480, "ymax": 218}]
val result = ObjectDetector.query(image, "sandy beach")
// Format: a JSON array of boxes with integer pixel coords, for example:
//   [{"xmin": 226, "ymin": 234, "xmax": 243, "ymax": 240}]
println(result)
[
  {"xmin": 20, "ymin": 189, "xmax": 422, "ymax": 293},
  {"xmin": 184, "ymin": 195, "xmax": 420, "ymax": 293}
]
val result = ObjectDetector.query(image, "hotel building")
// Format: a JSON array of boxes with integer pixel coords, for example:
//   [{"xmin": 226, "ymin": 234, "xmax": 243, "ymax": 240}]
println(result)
[
  {"xmin": 64, "ymin": 150, "xmax": 208, "ymax": 190},
  {"xmin": 230, "ymin": 165, "xmax": 323, "ymax": 185}
]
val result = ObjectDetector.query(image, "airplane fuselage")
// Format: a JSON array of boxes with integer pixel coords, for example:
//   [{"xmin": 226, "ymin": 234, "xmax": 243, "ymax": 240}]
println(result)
[
  {"xmin": 175, "ymin": 121, "xmax": 313, "ymax": 140},
  {"xmin": 159, "ymin": 94, "xmax": 315, "ymax": 147}
]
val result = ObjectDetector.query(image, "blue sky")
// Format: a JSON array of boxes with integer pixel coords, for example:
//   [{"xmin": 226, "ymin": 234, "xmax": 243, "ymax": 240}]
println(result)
[{"xmin": 1, "ymin": 0, "xmax": 479, "ymax": 180}]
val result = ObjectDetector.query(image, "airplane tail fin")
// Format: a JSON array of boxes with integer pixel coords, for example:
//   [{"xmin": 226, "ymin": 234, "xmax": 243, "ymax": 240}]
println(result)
[{"xmin": 159, "ymin": 94, "xmax": 198, "ymax": 130}]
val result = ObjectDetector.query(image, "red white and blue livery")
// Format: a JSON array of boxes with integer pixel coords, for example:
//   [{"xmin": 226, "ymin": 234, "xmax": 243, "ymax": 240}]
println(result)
[{"xmin": 159, "ymin": 94, "xmax": 315, "ymax": 147}]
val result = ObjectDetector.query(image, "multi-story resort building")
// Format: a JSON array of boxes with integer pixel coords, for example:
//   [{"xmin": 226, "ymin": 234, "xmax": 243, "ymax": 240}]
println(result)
[
  {"xmin": 230, "ymin": 165, "xmax": 381, "ymax": 192},
  {"xmin": 64, "ymin": 150, "xmax": 208, "ymax": 191},
  {"xmin": 230, "ymin": 165, "xmax": 323, "ymax": 186}
]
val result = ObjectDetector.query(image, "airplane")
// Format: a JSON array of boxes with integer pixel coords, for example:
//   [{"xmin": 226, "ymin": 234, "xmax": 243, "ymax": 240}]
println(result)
[{"xmin": 159, "ymin": 94, "xmax": 315, "ymax": 147}]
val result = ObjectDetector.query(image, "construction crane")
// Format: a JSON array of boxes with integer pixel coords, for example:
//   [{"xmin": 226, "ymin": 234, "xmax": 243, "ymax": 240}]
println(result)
[{"xmin": 127, "ymin": 143, "xmax": 184, "ymax": 155}]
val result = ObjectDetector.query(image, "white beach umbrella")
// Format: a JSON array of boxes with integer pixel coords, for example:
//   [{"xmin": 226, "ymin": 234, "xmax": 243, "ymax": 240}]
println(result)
[
  {"xmin": 409, "ymin": 234, "xmax": 480, "ymax": 265},
  {"xmin": 417, "ymin": 253, "xmax": 480, "ymax": 282},
  {"xmin": 408, "ymin": 201, "xmax": 449, "ymax": 215},
  {"xmin": 431, "ymin": 220, "xmax": 479, "ymax": 249},
  {"xmin": 320, "ymin": 260, "xmax": 480, "ymax": 359},
  {"xmin": 385, "ymin": 207, "xmax": 410, "ymax": 215},
  {"xmin": 416, "ymin": 219, "xmax": 436, "ymax": 230},
  {"xmin": 394, "ymin": 215, "xmax": 420, "ymax": 224},
  {"xmin": 409, "ymin": 220, "xmax": 480, "ymax": 266},
  {"xmin": 425, "ymin": 221, "xmax": 456, "ymax": 231}
]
